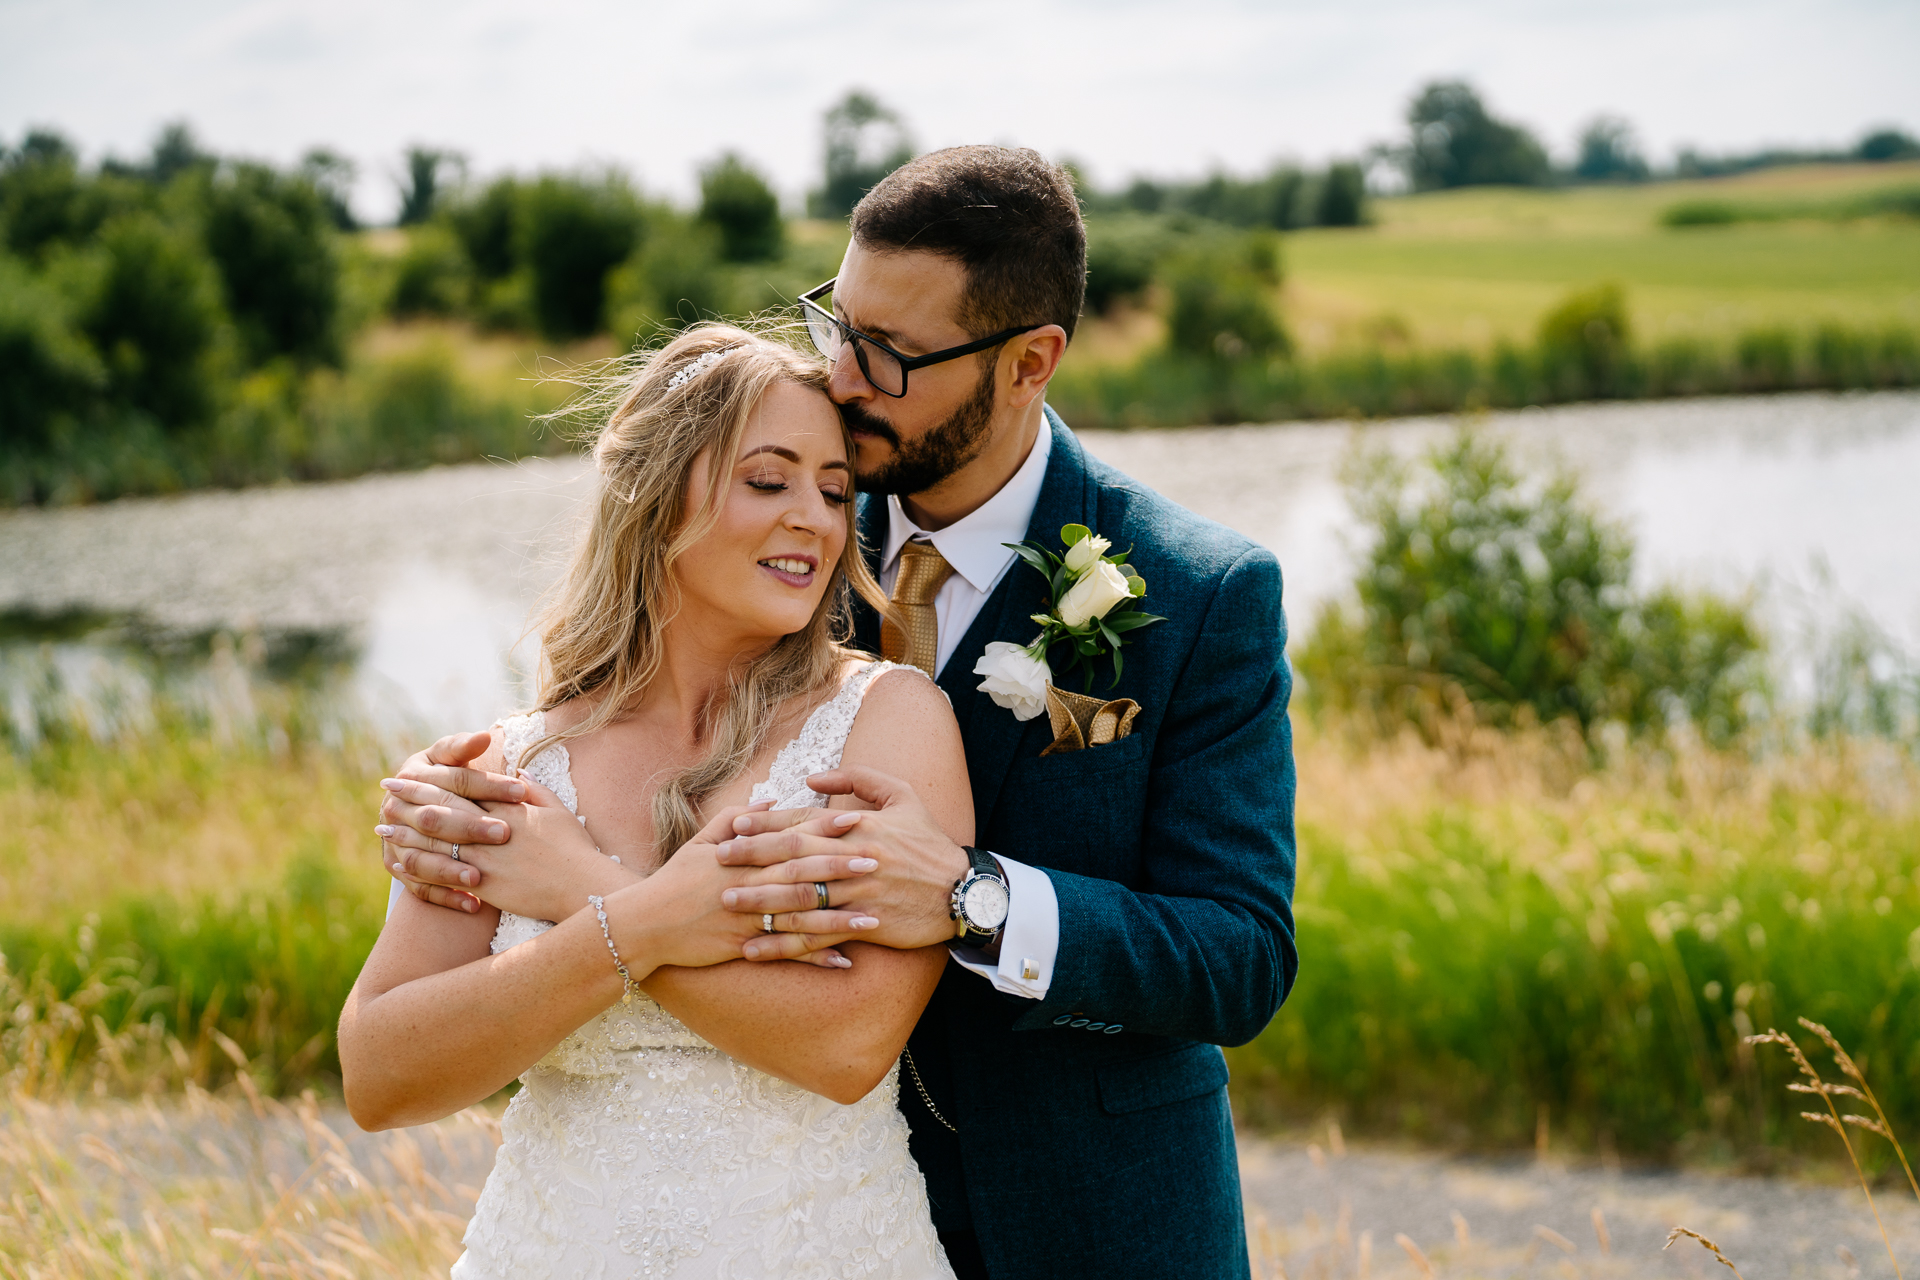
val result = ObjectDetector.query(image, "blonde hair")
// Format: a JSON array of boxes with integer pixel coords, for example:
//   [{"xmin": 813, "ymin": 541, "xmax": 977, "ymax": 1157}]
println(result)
[{"xmin": 527, "ymin": 321, "xmax": 888, "ymax": 860}]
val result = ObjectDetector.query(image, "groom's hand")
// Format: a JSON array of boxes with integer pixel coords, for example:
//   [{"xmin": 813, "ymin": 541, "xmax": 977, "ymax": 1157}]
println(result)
[{"xmin": 716, "ymin": 766, "xmax": 967, "ymax": 956}]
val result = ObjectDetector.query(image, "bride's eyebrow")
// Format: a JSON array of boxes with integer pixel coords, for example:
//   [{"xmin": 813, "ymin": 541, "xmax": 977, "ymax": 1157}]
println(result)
[{"xmin": 737, "ymin": 444, "xmax": 849, "ymax": 472}]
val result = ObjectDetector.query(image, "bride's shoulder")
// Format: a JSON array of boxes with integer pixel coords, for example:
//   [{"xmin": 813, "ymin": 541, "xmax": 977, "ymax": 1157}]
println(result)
[{"xmin": 839, "ymin": 655, "xmax": 956, "ymax": 737}]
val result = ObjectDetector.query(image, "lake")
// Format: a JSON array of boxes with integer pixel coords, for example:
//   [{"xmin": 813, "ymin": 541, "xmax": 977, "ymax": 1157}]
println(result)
[{"xmin": 3, "ymin": 388, "xmax": 1915, "ymax": 738}]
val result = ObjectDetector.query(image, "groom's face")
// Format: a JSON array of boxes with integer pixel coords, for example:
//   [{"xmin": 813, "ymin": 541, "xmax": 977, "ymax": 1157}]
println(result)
[{"xmin": 825, "ymin": 240, "xmax": 1000, "ymax": 498}]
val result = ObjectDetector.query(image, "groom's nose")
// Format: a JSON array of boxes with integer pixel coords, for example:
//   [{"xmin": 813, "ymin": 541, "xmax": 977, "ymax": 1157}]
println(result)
[{"xmin": 827, "ymin": 343, "xmax": 877, "ymax": 404}]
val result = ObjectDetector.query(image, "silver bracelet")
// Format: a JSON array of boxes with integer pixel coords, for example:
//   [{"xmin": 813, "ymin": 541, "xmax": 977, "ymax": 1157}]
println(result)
[{"xmin": 588, "ymin": 894, "xmax": 639, "ymax": 1006}]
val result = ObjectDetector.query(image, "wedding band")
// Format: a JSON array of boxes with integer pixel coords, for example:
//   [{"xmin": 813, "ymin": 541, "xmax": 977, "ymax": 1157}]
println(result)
[
  {"xmin": 761, "ymin": 913, "xmax": 776, "ymax": 934},
  {"xmin": 813, "ymin": 882, "xmax": 830, "ymax": 912},
  {"xmin": 450, "ymin": 845, "xmax": 462, "ymax": 862}
]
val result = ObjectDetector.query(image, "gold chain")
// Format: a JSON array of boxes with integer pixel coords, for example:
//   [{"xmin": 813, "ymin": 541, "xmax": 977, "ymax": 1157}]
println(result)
[{"xmin": 901, "ymin": 1047, "xmax": 956, "ymax": 1133}]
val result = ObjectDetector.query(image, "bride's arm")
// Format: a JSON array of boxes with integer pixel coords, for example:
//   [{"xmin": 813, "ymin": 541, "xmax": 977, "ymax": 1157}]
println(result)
[
  {"xmin": 642, "ymin": 668, "xmax": 971, "ymax": 1104},
  {"xmin": 339, "ymin": 739, "xmax": 773, "ymax": 1131}
]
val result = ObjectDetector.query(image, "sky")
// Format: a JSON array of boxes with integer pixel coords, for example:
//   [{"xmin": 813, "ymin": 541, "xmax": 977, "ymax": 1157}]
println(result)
[{"xmin": 4, "ymin": 0, "xmax": 1917, "ymax": 221}]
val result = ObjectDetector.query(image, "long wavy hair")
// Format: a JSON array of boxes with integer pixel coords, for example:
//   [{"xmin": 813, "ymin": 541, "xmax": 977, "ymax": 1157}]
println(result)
[{"xmin": 525, "ymin": 322, "xmax": 888, "ymax": 861}]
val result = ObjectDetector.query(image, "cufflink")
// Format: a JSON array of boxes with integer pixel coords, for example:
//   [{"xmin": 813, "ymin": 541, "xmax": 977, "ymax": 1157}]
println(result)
[{"xmin": 1022, "ymin": 958, "xmax": 1039, "ymax": 981}]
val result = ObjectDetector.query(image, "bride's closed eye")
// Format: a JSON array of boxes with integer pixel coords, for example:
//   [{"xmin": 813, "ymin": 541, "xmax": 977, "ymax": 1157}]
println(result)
[{"xmin": 746, "ymin": 477, "xmax": 851, "ymax": 506}]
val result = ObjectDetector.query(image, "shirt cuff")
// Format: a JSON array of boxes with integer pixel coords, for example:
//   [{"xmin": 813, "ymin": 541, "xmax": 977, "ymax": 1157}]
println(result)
[{"xmin": 948, "ymin": 854, "xmax": 1058, "ymax": 999}]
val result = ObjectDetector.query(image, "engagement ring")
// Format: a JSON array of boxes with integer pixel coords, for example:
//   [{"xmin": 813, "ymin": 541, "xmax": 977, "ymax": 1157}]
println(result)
[{"xmin": 761, "ymin": 913, "xmax": 776, "ymax": 934}]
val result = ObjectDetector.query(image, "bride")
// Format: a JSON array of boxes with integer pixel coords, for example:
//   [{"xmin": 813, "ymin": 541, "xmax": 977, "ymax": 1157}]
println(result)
[{"xmin": 338, "ymin": 324, "xmax": 967, "ymax": 1279}]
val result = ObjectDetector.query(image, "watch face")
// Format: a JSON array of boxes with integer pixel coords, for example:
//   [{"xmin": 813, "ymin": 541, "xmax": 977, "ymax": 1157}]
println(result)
[{"xmin": 962, "ymin": 877, "xmax": 1010, "ymax": 931}]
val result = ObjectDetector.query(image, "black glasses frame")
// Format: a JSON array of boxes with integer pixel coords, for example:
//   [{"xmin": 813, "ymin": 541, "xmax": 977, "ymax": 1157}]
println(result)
[{"xmin": 798, "ymin": 278, "xmax": 1045, "ymax": 399}]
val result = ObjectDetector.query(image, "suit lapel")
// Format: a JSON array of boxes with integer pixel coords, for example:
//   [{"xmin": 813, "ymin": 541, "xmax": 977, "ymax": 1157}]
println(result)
[
  {"xmin": 935, "ymin": 412, "xmax": 1094, "ymax": 826},
  {"xmin": 852, "ymin": 493, "xmax": 887, "ymax": 656}
]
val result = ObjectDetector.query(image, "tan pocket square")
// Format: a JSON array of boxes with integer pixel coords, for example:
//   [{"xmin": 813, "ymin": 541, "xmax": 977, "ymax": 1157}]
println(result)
[{"xmin": 1042, "ymin": 684, "xmax": 1141, "ymax": 756}]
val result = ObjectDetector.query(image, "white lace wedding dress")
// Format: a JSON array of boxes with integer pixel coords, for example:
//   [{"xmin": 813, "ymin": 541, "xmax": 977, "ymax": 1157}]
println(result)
[{"xmin": 451, "ymin": 661, "xmax": 954, "ymax": 1280}]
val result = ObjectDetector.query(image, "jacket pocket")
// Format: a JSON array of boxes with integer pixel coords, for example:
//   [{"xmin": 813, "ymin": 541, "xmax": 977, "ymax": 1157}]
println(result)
[{"xmin": 1096, "ymin": 1042, "xmax": 1230, "ymax": 1115}]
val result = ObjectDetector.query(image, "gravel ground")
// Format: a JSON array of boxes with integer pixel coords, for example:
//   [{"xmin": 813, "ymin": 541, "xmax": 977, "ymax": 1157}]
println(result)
[{"xmin": 1238, "ymin": 1134, "xmax": 1920, "ymax": 1279}]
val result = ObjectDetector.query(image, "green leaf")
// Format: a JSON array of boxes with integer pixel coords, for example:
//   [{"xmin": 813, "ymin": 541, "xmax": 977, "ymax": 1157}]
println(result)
[
  {"xmin": 1109, "ymin": 551, "xmax": 1131, "ymax": 566},
  {"xmin": 1061, "ymin": 523, "xmax": 1091, "ymax": 547},
  {"xmin": 1109, "ymin": 645, "xmax": 1124, "ymax": 686},
  {"xmin": 1104, "ymin": 612, "xmax": 1165, "ymax": 634},
  {"xmin": 1127, "ymin": 576, "xmax": 1147, "ymax": 597}
]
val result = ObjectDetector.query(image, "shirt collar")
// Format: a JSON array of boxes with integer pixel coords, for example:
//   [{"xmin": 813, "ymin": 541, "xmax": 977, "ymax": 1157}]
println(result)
[{"xmin": 880, "ymin": 418, "xmax": 1054, "ymax": 594}]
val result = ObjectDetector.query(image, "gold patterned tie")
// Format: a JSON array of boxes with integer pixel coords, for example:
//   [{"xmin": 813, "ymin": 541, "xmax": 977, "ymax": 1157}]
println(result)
[{"xmin": 882, "ymin": 540, "xmax": 956, "ymax": 676}]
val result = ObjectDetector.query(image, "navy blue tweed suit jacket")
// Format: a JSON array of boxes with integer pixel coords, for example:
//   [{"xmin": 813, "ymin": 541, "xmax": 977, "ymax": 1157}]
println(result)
[{"xmin": 852, "ymin": 407, "xmax": 1298, "ymax": 1280}]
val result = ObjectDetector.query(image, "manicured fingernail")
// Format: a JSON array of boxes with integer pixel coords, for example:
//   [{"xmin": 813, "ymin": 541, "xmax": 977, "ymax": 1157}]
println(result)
[
  {"xmin": 850, "ymin": 858, "xmax": 878, "ymax": 872},
  {"xmin": 833, "ymin": 813, "xmax": 859, "ymax": 828},
  {"xmin": 722, "ymin": 890, "xmax": 739, "ymax": 909},
  {"xmin": 486, "ymin": 823, "xmax": 507, "ymax": 839},
  {"xmin": 380, "ymin": 778, "xmax": 403, "ymax": 792},
  {"xmin": 462, "ymin": 869, "xmax": 478, "ymax": 886},
  {"xmin": 829, "ymin": 954, "xmax": 852, "ymax": 968},
  {"xmin": 750, "ymin": 800, "xmax": 774, "ymax": 810},
  {"xmin": 375, "ymin": 825, "xmax": 396, "ymax": 838},
  {"xmin": 852, "ymin": 916, "xmax": 879, "ymax": 929}
]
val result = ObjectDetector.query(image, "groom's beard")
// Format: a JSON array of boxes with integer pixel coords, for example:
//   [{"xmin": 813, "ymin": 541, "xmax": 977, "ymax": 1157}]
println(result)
[{"xmin": 842, "ymin": 360, "xmax": 996, "ymax": 498}]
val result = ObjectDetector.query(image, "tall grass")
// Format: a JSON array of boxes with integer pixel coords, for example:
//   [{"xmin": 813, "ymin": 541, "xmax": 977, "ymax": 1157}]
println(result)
[
  {"xmin": 1232, "ymin": 715, "xmax": 1920, "ymax": 1167},
  {"xmin": 0, "ymin": 1084, "xmax": 494, "ymax": 1276}
]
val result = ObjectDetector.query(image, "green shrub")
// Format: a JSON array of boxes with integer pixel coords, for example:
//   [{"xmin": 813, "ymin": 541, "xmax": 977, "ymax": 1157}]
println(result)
[
  {"xmin": 1736, "ymin": 327, "xmax": 1798, "ymax": 390},
  {"xmin": 389, "ymin": 223, "xmax": 470, "ymax": 317},
  {"xmin": 1537, "ymin": 282, "xmax": 1631, "ymax": 398},
  {"xmin": 201, "ymin": 163, "xmax": 341, "ymax": 367},
  {"xmin": 1162, "ymin": 232, "xmax": 1287, "ymax": 360},
  {"xmin": 1083, "ymin": 214, "xmax": 1173, "ymax": 315},
  {"xmin": 515, "ymin": 174, "xmax": 645, "ymax": 340},
  {"xmin": 74, "ymin": 212, "xmax": 230, "ymax": 430},
  {"xmin": 0, "ymin": 254, "xmax": 104, "ymax": 451},
  {"xmin": 447, "ymin": 176, "xmax": 521, "ymax": 282},
  {"xmin": 1661, "ymin": 199, "xmax": 1743, "ymax": 227},
  {"xmin": 604, "ymin": 216, "xmax": 731, "ymax": 345},
  {"xmin": 698, "ymin": 153, "xmax": 783, "ymax": 264},
  {"xmin": 1296, "ymin": 434, "xmax": 1765, "ymax": 741},
  {"xmin": 1314, "ymin": 162, "xmax": 1367, "ymax": 227}
]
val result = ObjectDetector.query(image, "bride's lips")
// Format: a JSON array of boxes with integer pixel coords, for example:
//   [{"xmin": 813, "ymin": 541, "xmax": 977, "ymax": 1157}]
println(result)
[{"xmin": 757, "ymin": 554, "xmax": 818, "ymax": 588}]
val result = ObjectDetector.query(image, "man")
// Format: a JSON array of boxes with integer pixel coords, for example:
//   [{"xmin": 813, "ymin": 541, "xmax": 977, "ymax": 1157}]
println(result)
[{"xmin": 383, "ymin": 146, "xmax": 1297, "ymax": 1279}]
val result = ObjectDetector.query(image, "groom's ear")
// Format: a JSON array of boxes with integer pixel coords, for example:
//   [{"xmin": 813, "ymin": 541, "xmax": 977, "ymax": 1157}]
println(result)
[{"xmin": 1004, "ymin": 326, "xmax": 1068, "ymax": 409}]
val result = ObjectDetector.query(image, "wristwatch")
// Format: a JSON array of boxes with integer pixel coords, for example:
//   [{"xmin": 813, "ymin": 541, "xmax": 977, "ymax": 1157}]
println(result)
[{"xmin": 949, "ymin": 847, "xmax": 1010, "ymax": 948}]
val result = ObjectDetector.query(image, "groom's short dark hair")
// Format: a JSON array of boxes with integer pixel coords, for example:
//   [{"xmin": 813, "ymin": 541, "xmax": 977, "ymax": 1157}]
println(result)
[{"xmin": 851, "ymin": 146, "xmax": 1086, "ymax": 344}]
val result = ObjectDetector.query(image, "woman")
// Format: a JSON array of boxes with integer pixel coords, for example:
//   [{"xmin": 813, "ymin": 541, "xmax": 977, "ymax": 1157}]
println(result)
[{"xmin": 337, "ymin": 324, "xmax": 969, "ymax": 1279}]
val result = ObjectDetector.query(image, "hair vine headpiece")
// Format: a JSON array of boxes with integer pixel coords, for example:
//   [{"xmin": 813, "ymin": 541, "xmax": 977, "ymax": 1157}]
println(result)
[{"xmin": 667, "ymin": 345, "xmax": 740, "ymax": 391}]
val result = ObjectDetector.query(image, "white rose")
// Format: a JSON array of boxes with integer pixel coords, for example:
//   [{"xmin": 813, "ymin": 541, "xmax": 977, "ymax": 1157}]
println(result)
[
  {"xmin": 973, "ymin": 641, "xmax": 1051, "ymax": 722},
  {"xmin": 1063, "ymin": 533, "xmax": 1112, "ymax": 577},
  {"xmin": 1057, "ymin": 560, "xmax": 1134, "ymax": 629}
]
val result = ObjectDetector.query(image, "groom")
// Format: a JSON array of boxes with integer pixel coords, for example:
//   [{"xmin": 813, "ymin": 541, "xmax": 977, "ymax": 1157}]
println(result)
[{"xmin": 388, "ymin": 147, "xmax": 1297, "ymax": 1279}]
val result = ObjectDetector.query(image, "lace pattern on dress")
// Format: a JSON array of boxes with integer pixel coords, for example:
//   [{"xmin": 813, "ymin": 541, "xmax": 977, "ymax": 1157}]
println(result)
[{"xmin": 453, "ymin": 660, "xmax": 951, "ymax": 1280}]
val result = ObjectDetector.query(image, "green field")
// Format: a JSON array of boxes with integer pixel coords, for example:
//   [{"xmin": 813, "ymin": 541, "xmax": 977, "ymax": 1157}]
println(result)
[{"xmin": 1077, "ymin": 162, "xmax": 1920, "ymax": 359}]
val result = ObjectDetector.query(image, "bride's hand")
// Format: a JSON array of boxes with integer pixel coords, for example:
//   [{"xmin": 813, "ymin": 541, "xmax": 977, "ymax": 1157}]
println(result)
[
  {"xmin": 618, "ymin": 806, "xmax": 882, "ymax": 972},
  {"xmin": 411, "ymin": 774, "xmax": 632, "ymax": 922}
]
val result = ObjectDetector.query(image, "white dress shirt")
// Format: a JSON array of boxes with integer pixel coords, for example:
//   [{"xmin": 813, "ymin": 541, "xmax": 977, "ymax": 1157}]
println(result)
[{"xmin": 877, "ymin": 422, "xmax": 1058, "ymax": 1000}]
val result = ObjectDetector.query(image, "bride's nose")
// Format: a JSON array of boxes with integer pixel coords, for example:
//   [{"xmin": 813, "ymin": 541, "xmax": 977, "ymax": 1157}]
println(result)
[{"xmin": 780, "ymin": 488, "xmax": 831, "ymax": 536}]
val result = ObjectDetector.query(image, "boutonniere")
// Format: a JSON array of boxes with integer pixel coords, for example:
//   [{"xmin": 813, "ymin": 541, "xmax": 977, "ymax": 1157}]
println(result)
[{"xmin": 973, "ymin": 524, "xmax": 1166, "ymax": 724}]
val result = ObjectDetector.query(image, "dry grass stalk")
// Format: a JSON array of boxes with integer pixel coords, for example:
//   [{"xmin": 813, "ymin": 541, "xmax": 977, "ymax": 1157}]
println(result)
[
  {"xmin": 1748, "ymin": 1026, "xmax": 1905, "ymax": 1277},
  {"xmin": 1799, "ymin": 1016, "xmax": 1920, "ymax": 1206},
  {"xmin": 1533, "ymin": 1223, "xmax": 1576, "ymax": 1254},
  {"xmin": 1666, "ymin": 1226, "xmax": 1745, "ymax": 1276},
  {"xmin": 1591, "ymin": 1205, "xmax": 1611, "ymax": 1254},
  {"xmin": 1394, "ymin": 1232, "xmax": 1434, "ymax": 1278}
]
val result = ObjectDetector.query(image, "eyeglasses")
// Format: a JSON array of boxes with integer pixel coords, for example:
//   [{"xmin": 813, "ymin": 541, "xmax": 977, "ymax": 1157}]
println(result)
[{"xmin": 798, "ymin": 278, "xmax": 1044, "ymax": 399}]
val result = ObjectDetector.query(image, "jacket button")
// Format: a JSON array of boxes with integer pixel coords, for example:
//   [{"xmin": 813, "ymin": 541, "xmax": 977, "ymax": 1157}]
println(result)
[
  {"xmin": 1085, "ymin": 1022, "xmax": 1106, "ymax": 1031},
  {"xmin": 1069, "ymin": 1019, "xmax": 1089, "ymax": 1028},
  {"xmin": 1104, "ymin": 1025, "xmax": 1123, "ymax": 1034},
  {"xmin": 1052, "ymin": 1015, "xmax": 1073, "ymax": 1026}
]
